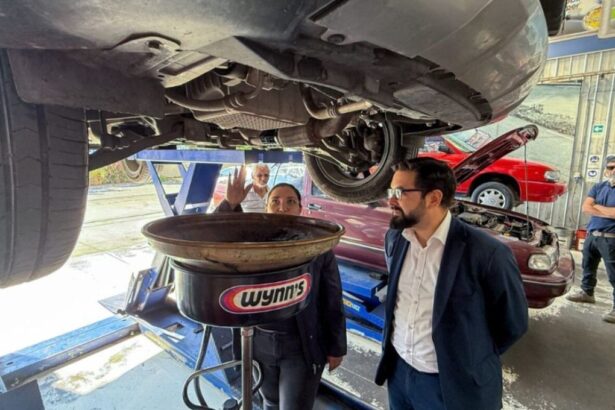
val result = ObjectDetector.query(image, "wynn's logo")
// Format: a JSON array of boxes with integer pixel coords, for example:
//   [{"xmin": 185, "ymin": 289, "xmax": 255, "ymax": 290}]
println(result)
[{"xmin": 219, "ymin": 273, "xmax": 312, "ymax": 314}]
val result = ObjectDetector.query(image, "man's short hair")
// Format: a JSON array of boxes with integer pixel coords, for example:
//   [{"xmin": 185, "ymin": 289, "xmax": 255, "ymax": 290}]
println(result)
[
  {"xmin": 252, "ymin": 163, "xmax": 269, "ymax": 174},
  {"xmin": 268, "ymin": 183, "xmax": 302, "ymax": 203},
  {"xmin": 392, "ymin": 158, "xmax": 457, "ymax": 207}
]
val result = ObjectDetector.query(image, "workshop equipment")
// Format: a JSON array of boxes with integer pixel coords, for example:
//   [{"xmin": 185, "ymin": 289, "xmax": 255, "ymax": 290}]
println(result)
[
  {"xmin": 142, "ymin": 212, "xmax": 344, "ymax": 409},
  {"xmin": 0, "ymin": 149, "xmax": 383, "ymax": 410}
]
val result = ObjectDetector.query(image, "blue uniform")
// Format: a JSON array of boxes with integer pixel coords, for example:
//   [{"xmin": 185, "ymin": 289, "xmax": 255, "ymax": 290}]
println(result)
[
  {"xmin": 581, "ymin": 181, "xmax": 615, "ymax": 304},
  {"xmin": 587, "ymin": 181, "xmax": 615, "ymax": 233}
]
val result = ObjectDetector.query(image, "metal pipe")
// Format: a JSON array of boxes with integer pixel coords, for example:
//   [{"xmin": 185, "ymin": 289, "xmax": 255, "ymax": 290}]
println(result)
[
  {"xmin": 576, "ymin": 72, "xmax": 602, "ymax": 231},
  {"xmin": 301, "ymin": 86, "xmax": 372, "ymax": 120},
  {"xmin": 336, "ymin": 100, "xmax": 373, "ymax": 115},
  {"xmin": 599, "ymin": 73, "xmax": 615, "ymax": 175},
  {"xmin": 165, "ymin": 72, "xmax": 264, "ymax": 112},
  {"xmin": 562, "ymin": 78, "xmax": 588, "ymax": 227},
  {"xmin": 276, "ymin": 115, "xmax": 353, "ymax": 147},
  {"xmin": 241, "ymin": 327, "xmax": 254, "ymax": 410}
]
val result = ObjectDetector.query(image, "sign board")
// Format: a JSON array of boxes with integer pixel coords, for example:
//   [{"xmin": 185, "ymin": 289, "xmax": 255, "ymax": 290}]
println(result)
[
  {"xmin": 593, "ymin": 124, "xmax": 605, "ymax": 134},
  {"xmin": 587, "ymin": 169, "xmax": 600, "ymax": 182}
]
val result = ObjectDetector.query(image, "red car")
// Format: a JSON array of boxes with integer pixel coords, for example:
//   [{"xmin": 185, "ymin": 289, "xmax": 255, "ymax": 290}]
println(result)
[
  {"xmin": 420, "ymin": 130, "xmax": 566, "ymax": 209},
  {"xmin": 302, "ymin": 126, "xmax": 574, "ymax": 308}
]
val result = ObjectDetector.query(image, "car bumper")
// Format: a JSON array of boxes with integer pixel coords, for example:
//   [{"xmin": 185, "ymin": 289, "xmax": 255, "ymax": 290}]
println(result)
[
  {"xmin": 522, "ymin": 251, "xmax": 575, "ymax": 308},
  {"xmin": 521, "ymin": 181, "xmax": 567, "ymax": 203}
]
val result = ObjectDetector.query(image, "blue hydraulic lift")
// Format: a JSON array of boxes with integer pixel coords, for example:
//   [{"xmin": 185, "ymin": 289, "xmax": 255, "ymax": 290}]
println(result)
[{"xmin": 0, "ymin": 148, "xmax": 387, "ymax": 410}]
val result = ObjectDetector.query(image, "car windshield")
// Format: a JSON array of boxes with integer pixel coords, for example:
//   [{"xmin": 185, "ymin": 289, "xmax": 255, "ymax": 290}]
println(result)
[{"xmin": 445, "ymin": 129, "xmax": 493, "ymax": 152}]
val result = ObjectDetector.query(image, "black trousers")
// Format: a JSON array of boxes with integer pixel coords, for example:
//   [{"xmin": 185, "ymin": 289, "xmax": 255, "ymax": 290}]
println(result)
[
  {"xmin": 581, "ymin": 235, "xmax": 615, "ymax": 304},
  {"xmin": 253, "ymin": 329, "xmax": 323, "ymax": 410}
]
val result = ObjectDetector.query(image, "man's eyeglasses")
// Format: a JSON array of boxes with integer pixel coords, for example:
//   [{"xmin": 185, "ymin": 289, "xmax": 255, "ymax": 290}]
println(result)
[
  {"xmin": 387, "ymin": 188, "xmax": 424, "ymax": 200},
  {"xmin": 606, "ymin": 166, "xmax": 615, "ymax": 171}
]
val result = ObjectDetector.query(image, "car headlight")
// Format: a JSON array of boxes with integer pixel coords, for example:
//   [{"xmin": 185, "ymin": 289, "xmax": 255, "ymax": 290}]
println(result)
[
  {"xmin": 544, "ymin": 170, "xmax": 560, "ymax": 182},
  {"xmin": 528, "ymin": 253, "xmax": 555, "ymax": 271}
]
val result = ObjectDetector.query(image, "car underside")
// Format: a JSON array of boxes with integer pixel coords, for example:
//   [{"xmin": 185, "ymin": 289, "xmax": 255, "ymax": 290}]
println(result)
[{"xmin": 0, "ymin": 0, "xmax": 567, "ymax": 286}]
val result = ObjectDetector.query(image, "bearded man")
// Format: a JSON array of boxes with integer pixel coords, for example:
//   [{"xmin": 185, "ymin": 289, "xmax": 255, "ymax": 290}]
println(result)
[
  {"xmin": 566, "ymin": 155, "xmax": 615, "ymax": 323},
  {"xmin": 374, "ymin": 157, "xmax": 528, "ymax": 410}
]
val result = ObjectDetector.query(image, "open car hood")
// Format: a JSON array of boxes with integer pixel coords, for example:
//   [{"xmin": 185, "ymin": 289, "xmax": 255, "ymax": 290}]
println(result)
[{"xmin": 453, "ymin": 125, "xmax": 538, "ymax": 184}]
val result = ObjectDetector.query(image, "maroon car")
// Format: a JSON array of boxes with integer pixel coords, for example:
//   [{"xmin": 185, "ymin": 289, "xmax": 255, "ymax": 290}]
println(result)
[{"xmin": 301, "ymin": 125, "xmax": 574, "ymax": 308}]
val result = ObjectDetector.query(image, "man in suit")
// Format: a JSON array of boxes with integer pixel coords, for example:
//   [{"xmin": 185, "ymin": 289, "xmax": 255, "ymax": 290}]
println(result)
[{"xmin": 374, "ymin": 158, "xmax": 528, "ymax": 410}]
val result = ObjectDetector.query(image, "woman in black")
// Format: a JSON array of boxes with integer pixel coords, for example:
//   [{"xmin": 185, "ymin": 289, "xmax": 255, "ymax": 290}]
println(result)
[{"xmin": 216, "ymin": 166, "xmax": 347, "ymax": 410}]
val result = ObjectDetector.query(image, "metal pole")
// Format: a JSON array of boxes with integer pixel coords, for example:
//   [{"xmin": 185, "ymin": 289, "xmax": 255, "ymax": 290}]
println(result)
[
  {"xmin": 599, "ymin": 73, "xmax": 615, "ymax": 170},
  {"xmin": 562, "ymin": 79, "xmax": 588, "ymax": 227},
  {"xmin": 241, "ymin": 327, "xmax": 254, "ymax": 410},
  {"xmin": 576, "ymin": 73, "xmax": 602, "ymax": 231}
]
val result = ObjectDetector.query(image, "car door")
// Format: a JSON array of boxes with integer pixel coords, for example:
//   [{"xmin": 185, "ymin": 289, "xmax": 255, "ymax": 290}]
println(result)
[{"xmin": 303, "ymin": 174, "xmax": 389, "ymax": 272}]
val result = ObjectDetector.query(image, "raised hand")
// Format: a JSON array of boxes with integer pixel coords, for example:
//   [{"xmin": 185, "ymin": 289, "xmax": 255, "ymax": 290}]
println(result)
[{"xmin": 225, "ymin": 165, "xmax": 253, "ymax": 208}]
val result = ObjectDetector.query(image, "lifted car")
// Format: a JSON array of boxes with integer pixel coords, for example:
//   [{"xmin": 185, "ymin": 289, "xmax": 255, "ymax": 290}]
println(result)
[{"xmin": 0, "ymin": 1, "xmax": 566, "ymax": 287}]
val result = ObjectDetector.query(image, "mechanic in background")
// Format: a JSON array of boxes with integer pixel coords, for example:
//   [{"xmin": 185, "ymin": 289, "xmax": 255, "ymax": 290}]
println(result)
[
  {"xmin": 217, "ymin": 166, "xmax": 346, "ymax": 410},
  {"xmin": 566, "ymin": 155, "xmax": 615, "ymax": 324},
  {"xmin": 375, "ymin": 157, "xmax": 528, "ymax": 410},
  {"xmin": 238, "ymin": 163, "xmax": 270, "ymax": 212}
]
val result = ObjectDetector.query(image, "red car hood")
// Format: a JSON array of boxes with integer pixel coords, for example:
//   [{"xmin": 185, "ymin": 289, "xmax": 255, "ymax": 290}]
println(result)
[{"xmin": 453, "ymin": 125, "xmax": 538, "ymax": 184}]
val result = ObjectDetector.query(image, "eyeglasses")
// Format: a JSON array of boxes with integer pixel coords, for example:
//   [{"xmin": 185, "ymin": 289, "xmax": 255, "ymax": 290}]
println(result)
[
  {"xmin": 606, "ymin": 166, "xmax": 615, "ymax": 171},
  {"xmin": 256, "ymin": 173, "xmax": 270, "ymax": 178},
  {"xmin": 386, "ymin": 188, "xmax": 424, "ymax": 200}
]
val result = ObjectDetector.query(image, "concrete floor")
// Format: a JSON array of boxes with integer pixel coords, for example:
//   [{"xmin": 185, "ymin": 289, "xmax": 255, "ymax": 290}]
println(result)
[
  {"xmin": 1, "ymin": 182, "xmax": 615, "ymax": 409},
  {"xmin": 503, "ymin": 255, "xmax": 615, "ymax": 410}
]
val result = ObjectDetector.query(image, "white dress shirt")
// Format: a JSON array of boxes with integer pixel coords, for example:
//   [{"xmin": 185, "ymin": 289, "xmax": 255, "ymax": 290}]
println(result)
[
  {"xmin": 391, "ymin": 211, "xmax": 452, "ymax": 373},
  {"xmin": 242, "ymin": 186, "xmax": 268, "ymax": 213}
]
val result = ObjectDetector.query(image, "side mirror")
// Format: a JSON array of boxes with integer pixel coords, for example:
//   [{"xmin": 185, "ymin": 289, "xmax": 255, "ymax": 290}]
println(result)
[{"xmin": 438, "ymin": 144, "xmax": 453, "ymax": 154}]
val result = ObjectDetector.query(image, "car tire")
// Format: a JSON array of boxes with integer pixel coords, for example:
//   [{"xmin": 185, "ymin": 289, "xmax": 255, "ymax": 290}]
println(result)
[
  {"xmin": 540, "ymin": 0, "xmax": 567, "ymax": 36},
  {"xmin": 121, "ymin": 158, "xmax": 152, "ymax": 183},
  {"xmin": 470, "ymin": 182, "xmax": 515, "ymax": 210},
  {"xmin": 0, "ymin": 51, "xmax": 88, "ymax": 288},
  {"xmin": 304, "ymin": 121, "xmax": 404, "ymax": 203}
]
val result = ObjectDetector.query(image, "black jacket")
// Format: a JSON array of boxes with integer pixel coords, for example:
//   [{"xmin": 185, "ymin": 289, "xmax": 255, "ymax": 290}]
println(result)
[
  {"xmin": 375, "ymin": 217, "xmax": 528, "ymax": 410},
  {"xmin": 215, "ymin": 200, "xmax": 347, "ymax": 367}
]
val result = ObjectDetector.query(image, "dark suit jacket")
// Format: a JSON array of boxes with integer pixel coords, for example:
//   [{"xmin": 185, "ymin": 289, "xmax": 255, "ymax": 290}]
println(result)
[
  {"xmin": 375, "ymin": 217, "xmax": 528, "ymax": 410},
  {"xmin": 215, "ymin": 200, "xmax": 347, "ymax": 368}
]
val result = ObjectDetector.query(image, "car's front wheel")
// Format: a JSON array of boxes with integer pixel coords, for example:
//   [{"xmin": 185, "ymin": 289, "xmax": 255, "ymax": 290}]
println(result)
[
  {"xmin": 304, "ymin": 121, "xmax": 405, "ymax": 203},
  {"xmin": 470, "ymin": 181, "xmax": 515, "ymax": 210},
  {"xmin": 0, "ymin": 51, "xmax": 88, "ymax": 288}
]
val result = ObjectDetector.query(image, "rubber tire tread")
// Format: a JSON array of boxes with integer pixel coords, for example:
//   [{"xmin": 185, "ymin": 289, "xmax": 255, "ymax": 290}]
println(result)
[
  {"xmin": 540, "ymin": 0, "xmax": 567, "ymax": 36},
  {"xmin": 0, "ymin": 51, "xmax": 88, "ymax": 288}
]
